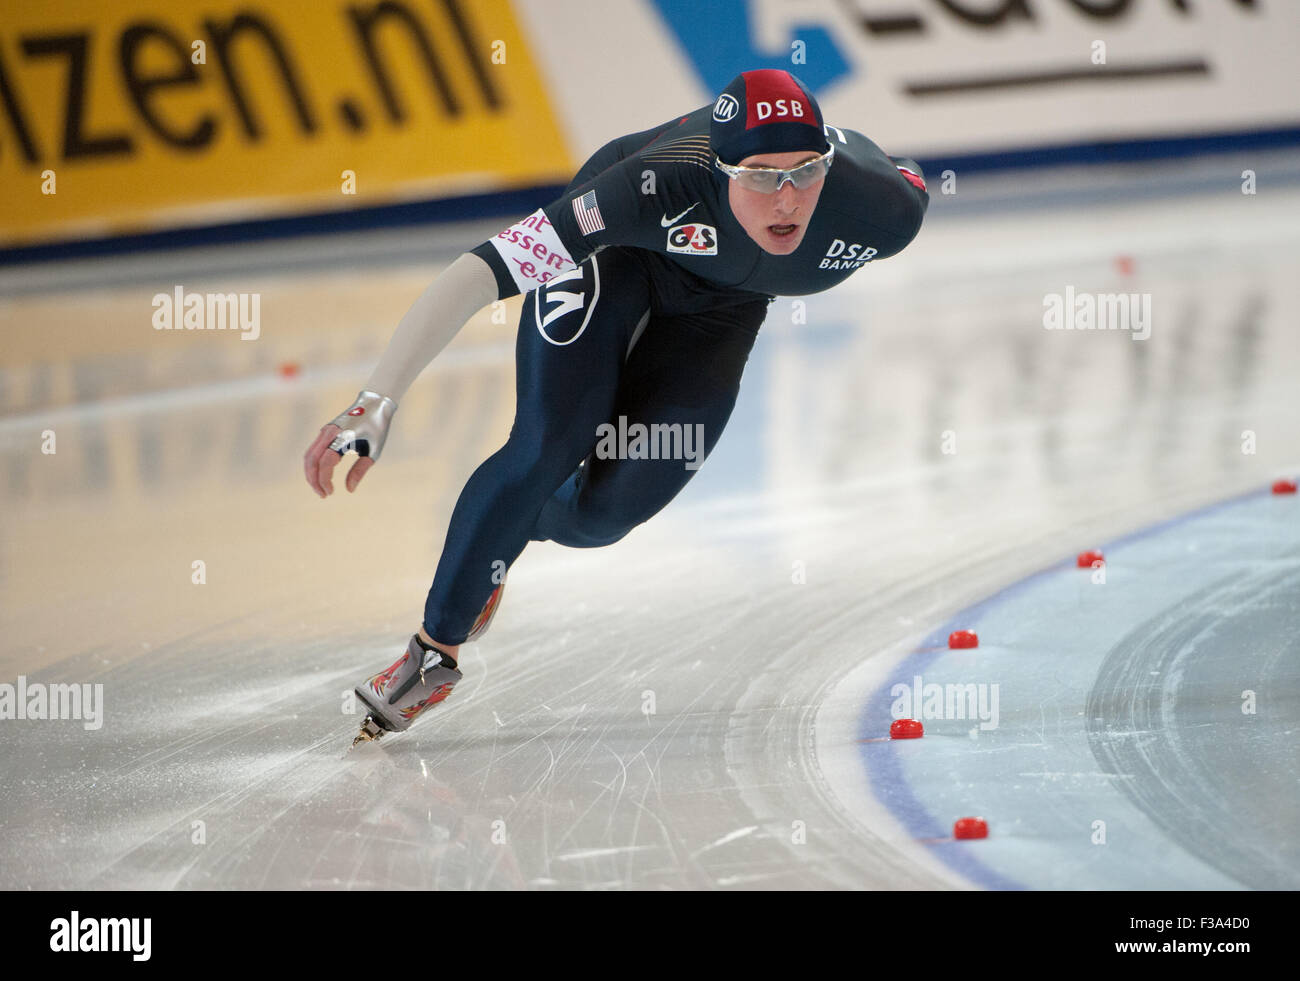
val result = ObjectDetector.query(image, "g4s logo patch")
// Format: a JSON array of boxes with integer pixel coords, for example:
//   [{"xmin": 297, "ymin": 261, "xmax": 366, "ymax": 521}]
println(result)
[{"xmin": 666, "ymin": 223, "xmax": 718, "ymax": 256}]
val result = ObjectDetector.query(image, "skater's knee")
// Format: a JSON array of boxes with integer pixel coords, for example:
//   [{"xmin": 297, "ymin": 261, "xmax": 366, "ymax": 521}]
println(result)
[
  {"xmin": 569, "ymin": 495, "xmax": 650, "ymax": 545},
  {"xmin": 536, "ymin": 489, "xmax": 641, "ymax": 548}
]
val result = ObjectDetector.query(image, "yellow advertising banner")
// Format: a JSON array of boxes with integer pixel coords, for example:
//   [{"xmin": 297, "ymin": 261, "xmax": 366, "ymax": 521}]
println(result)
[{"xmin": 0, "ymin": 0, "xmax": 574, "ymax": 245}]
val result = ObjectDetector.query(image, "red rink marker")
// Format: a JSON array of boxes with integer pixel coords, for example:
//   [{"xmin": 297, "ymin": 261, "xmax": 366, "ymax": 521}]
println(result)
[
  {"xmin": 954, "ymin": 817, "xmax": 988, "ymax": 840},
  {"xmin": 1115, "ymin": 255, "xmax": 1135, "ymax": 277},
  {"xmin": 948, "ymin": 629, "xmax": 978, "ymax": 649},
  {"xmin": 277, "ymin": 361, "xmax": 301, "ymax": 378},
  {"xmin": 1077, "ymin": 549, "xmax": 1104, "ymax": 568},
  {"xmin": 890, "ymin": 718, "xmax": 924, "ymax": 739},
  {"xmin": 1273, "ymin": 479, "xmax": 1297, "ymax": 495}
]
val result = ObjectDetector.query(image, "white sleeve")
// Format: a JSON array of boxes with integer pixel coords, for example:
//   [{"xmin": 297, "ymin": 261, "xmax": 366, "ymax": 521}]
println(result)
[{"xmin": 362, "ymin": 251, "xmax": 499, "ymax": 403}]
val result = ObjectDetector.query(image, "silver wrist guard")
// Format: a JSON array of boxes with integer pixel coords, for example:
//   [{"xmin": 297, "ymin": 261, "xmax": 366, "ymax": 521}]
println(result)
[{"xmin": 328, "ymin": 390, "xmax": 397, "ymax": 461}]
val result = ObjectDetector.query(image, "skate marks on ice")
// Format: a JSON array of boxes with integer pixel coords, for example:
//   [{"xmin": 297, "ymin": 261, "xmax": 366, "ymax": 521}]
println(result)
[
  {"xmin": 1086, "ymin": 517, "xmax": 1300, "ymax": 890},
  {"xmin": 0, "ymin": 577, "xmax": 880, "ymax": 889},
  {"xmin": 819, "ymin": 490, "xmax": 1300, "ymax": 890}
]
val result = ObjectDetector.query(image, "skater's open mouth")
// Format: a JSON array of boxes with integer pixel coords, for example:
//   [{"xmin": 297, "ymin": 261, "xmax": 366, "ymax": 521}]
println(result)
[{"xmin": 768, "ymin": 223, "xmax": 798, "ymax": 236}]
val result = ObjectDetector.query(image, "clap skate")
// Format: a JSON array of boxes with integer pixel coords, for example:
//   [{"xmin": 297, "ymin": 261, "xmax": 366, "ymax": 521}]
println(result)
[
  {"xmin": 351, "ymin": 634, "xmax": 462, "ymax": 747},
  {"xmin": 349, "ymin": 580, "xmax": 505, "ymax": 747}
]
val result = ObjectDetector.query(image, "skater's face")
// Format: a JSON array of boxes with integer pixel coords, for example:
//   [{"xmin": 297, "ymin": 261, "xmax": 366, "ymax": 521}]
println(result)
[{"xmin": 726, "ymin": 151, "xmax": 826, "ymax": 255}]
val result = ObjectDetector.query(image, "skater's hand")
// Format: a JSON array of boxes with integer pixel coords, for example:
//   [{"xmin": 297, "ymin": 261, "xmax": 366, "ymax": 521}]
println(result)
[
  {"xmin": 304, "ymin": 390, "xmax": 397, "ymax": 498},
  {"xmin": 304, "ymin": 423, "xmax": 373, "ymax": 496}
]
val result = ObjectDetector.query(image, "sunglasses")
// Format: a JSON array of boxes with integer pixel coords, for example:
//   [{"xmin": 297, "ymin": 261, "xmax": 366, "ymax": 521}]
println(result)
[{"xmin": 714, "ymin": 145, "xmax": 834, "ymax": 193}]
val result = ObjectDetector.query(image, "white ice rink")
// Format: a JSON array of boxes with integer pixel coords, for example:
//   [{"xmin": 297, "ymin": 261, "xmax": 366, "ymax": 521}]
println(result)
[{"xmin": 2, "ymin": 153, "xmax": 1298, "ymax": 889}]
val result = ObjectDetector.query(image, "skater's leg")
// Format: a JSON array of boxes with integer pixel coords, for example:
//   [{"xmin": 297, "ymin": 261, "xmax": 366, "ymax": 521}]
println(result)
[
  {"xmin": 534, "ymin": 296, "xmax": 770, "ymax": 547},
  {"xmin": 421, "ymin": 251, "xmax": 651, "ymax": 645}
]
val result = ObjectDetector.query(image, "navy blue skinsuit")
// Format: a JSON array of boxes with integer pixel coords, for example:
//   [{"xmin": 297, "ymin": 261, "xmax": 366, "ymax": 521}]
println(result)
[{"xmin": 422, "ymin": 105, "xmax": 929, "ymax": 643}]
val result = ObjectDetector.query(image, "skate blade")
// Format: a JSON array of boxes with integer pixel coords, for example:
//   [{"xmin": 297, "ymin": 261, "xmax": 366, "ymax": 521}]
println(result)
[{"xmin": 349, "ymin": 715, "xmax": 388, "ymax": 750}]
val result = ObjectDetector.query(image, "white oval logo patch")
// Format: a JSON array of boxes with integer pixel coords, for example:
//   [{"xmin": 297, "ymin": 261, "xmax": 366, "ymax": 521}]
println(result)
[{"xmin": 712, "ymin": 93, "xmax": 739, "ymax": 123}]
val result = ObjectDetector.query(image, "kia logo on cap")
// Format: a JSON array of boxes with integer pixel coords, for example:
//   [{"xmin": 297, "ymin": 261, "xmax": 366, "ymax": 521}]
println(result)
[{"xmin": 712, "ymin": 93, "xmax": 739, "ymax": 123}]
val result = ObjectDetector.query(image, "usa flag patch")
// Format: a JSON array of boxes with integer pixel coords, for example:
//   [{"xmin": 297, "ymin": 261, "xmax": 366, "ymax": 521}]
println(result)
[{"xmin": 572, "ymin": 190, "xmax": 605, "ymax": 236}]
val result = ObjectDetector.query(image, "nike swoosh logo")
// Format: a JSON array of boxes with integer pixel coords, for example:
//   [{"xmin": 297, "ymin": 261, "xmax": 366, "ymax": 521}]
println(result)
[{"xmin": 660, "ymin": 203, "xmax": 699, "ymax": 227}]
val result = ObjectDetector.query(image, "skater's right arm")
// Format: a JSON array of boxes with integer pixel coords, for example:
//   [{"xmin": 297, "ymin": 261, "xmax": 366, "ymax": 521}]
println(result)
[
  {"xmin": 362, "ymin": 251, "xmax": 499, "ymax": 399},
  {"xmin": 303, "ymin": 251, "xmax": 497, "ymax": 498}
]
